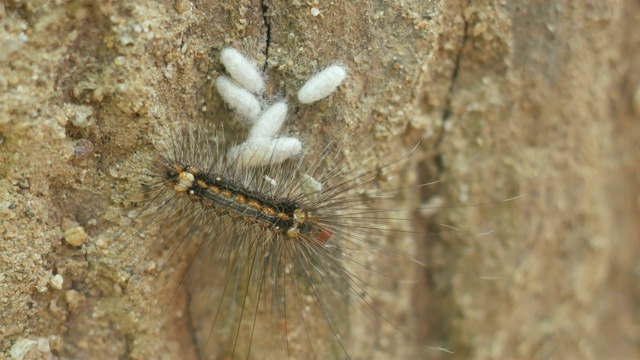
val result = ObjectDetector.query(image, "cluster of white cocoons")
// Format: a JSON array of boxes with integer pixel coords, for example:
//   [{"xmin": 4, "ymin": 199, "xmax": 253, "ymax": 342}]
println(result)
[{"xmin": 215, "ymin": 47, "xmax": 347, "ymax": 168}]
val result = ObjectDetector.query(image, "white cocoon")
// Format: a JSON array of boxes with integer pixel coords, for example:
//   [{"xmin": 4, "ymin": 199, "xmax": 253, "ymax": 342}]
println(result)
[
  {"xmin": 297, "ymin": 65, "xmax": 347, "ymax": 104},
  {"xmin": 216, "ymin": 75, "xmax": 262, "ymax": 119},
  {"xmin": 227, "ymin": 137, "xmax": 302, "ymax": 168},
  {"xmin": 249, "ymin": 102, "xmax": 288, "ymax": 139},
  {"xmin": 220, "ymin": 48, "xmax": 265, "ymax": 94}
]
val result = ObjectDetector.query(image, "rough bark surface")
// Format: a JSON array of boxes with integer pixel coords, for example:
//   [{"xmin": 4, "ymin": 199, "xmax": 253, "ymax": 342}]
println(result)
[{"xmin": 1, "ymin": 0, "xmax": 639, "ymax": 359}]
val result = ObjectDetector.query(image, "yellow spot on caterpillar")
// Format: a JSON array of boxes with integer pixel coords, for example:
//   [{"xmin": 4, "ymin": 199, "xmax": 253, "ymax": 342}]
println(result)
[
  {"xmin": 248, "ymin": 200, "xmax": 262, "ymax": 210},
  {"xmin": 196, "ymin": 179, "xmax": 208, "ymax": 188},
  {"xmin": 185, "ymin": 165, "xmax": 200, "ymax": 175},
  {"xmin": 277, "ymin": 212, "xmax": 290, "ymax": 220},
  {"xmin": 293, "ymin": 209, "xmax": 306, "ymax": 224},
  {"xmin": 287, "ymin": 227, "xmax": 300, "ymax": 239}
]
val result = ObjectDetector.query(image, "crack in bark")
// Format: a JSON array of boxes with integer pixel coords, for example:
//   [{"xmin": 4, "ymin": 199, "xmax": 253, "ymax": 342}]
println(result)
[
  {"xmin": 260, "ymin": 0, "xmax": 272, "ymax": 70},
  {"xmin": 413, "ymin": 3, "xmax": 472, "ymax": 350},
  {"xmin": 434, "ymin": 1, "xmax": 470, "ymax": 173}
]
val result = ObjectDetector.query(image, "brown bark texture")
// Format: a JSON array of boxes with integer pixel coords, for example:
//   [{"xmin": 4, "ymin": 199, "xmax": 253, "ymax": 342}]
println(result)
[{"xmin": 1, "ymin": 0, "xmax": 639, "ymax": 359}]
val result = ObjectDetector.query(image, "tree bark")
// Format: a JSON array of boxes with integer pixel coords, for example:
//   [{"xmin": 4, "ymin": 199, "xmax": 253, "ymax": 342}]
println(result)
[{"xmin": 1, "ymin": 0, "xmax": 638, "ymax": 359}]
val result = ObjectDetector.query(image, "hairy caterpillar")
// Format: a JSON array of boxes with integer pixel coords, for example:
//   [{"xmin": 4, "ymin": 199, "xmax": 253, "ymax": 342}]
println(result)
[{"xmin": 136, "ymin": 123, "xmax": 423, "ymax": 359}]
